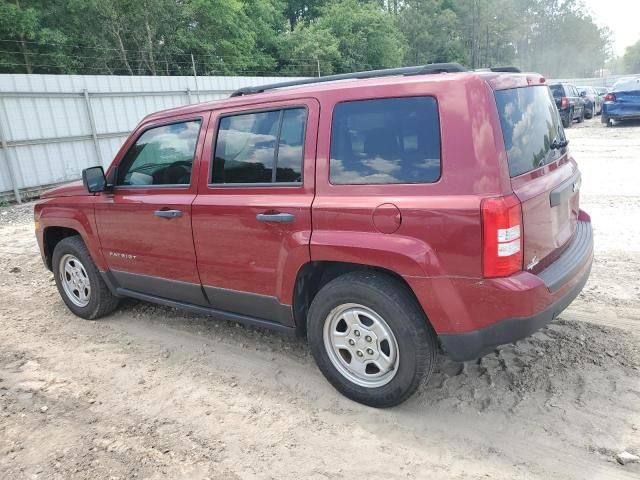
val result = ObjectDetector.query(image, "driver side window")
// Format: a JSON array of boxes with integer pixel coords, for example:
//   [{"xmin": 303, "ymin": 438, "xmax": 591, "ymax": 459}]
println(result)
[{"xmin": 116, "ymin": 120, "xmax": 201, "ymax": 186}]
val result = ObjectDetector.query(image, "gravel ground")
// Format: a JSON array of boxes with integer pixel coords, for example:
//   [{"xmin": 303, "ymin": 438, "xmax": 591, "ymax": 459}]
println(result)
[
  {"xmin": 0, "ymin": 203, "xmax": 34, "ymax": 226},
  {"xmin": 0, "ymin": 116, "xmax": 639, "ymax": 480}
]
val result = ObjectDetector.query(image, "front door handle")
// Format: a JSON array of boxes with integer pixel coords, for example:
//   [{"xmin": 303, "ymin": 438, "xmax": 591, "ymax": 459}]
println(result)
[
  {"xmin": 256, "ymin": 212, "xmax": 295, "ymax": 223},
  {"xmin": 154, "ymin": 209, "xmax": 182, "ymax": 219}
]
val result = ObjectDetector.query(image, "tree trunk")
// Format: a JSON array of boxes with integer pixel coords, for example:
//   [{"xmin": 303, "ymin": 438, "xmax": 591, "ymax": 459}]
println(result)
[
  {"xmin": 113, "ymin": 30, "xmax": 134, "ymax": 75},
  {"xmin": 14, "ymin": 1, "xmax": 32, "ymax": 73},
  {"xmin": 144, "ymin": 16, "xmax": 156, "ymax": 75}
]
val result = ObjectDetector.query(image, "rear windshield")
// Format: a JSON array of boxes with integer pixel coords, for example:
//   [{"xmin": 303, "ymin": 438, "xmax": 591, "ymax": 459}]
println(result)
[
  {"xmin": 612, "ymin": 77, "xmax": 640, "ymax": 92},
  {"xmin": 548, "ymin": 84, "xmax": 563, "ymax": 98},
  {"xmin": 495, "ymin": 86, "xmax": 564, "ymax": 177}
]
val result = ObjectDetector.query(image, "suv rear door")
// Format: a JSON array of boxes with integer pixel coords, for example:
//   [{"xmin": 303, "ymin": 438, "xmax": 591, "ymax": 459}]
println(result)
[
  {"xmin": 192, "ymin": 98, "xmax": 319, "ymax": 326},
  {"xmin": 495, "ymin": 85, "xmax": 580, "ymax": 272}
]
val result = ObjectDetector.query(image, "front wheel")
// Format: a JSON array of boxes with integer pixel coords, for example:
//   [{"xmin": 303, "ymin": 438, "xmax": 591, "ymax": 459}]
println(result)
[
  {"xmin": 52, "ymin": 236, "xmax": 119, "ymax": 319},
  {"xmin": 307, "ymin": 271, "xmax": 437, "ymax": 408}
]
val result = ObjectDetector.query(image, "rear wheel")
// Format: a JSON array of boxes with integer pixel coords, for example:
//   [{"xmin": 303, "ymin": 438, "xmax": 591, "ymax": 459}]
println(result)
[
  {"xmin": 578, "ymin": 107, "xmax": 585, "ymax": 123},
  {"xmin": 562, "ymin": 110, "xmax": 572, "ymax": 128},
  {"xmin": 52, "ymin": 236, "xmax": 119, "ymax": 319},
  {"xmin": 307, "ymin": 271, "xmax": 437, "ymax": 408},
  {"xmin": 585, "ymin": 106, "xmax": 593, "ymax": 119}
]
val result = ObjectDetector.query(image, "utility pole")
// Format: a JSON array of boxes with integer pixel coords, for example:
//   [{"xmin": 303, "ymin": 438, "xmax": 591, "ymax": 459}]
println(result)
[
  {"xmin": 317, "ymin": 59, "xmax": 321, "ymax": 77},
  {"xmin": 191, "ymin": 53, "xmax": 201, "ymax": 102}
]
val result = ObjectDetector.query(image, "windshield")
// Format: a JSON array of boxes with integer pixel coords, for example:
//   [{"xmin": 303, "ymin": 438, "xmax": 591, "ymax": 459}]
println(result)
[{"xmin": 495, "ymin": 85, "xmax": 566, "ymax": 177}]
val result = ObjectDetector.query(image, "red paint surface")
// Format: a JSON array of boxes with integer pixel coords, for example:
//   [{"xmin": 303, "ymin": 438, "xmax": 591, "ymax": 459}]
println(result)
[{"xmin": 35, "ymin": 70, "xmax": 587, "ymax": 335}]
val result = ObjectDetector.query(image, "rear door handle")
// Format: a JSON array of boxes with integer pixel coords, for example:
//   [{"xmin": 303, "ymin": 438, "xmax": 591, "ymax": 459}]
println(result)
[
  {"xmin": 154, "ymin": 209, "xmax": 182, "ymax": 219},
  {"xmin": 256, "ymin": 212, "xmax": 295, "ymax": 223}
]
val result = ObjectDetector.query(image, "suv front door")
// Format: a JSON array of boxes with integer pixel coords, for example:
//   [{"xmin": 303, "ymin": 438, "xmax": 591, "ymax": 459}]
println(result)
[
  {"xmin": 95, "ymin": 113, "xmax": 210, "ymax": 305},
  {"xmin": 192, "ymin": 99, "xmax": 319, "ymax": 326}
]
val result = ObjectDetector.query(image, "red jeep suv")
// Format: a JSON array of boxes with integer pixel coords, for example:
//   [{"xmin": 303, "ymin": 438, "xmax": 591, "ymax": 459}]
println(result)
[{"xmin": 34, "ymin": 64, "xmax": 593, "ymax": 407}]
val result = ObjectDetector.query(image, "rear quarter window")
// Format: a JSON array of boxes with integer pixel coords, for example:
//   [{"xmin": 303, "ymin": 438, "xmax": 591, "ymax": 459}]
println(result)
[
  {"xmin": 329, "ymin": 96, "xmax": 441, "ymax": 185},
  {"xmin": 495, "ymin": 86, "xmax": 564, "ymax": 177}
]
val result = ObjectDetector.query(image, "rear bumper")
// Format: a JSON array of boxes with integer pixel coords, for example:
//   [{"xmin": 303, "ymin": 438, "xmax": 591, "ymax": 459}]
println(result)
[
  {"xmin": 436, "ymin": 217, "xmax": 593, "ymax": 362},
  {"xmin": 603, "ymin": 104, "xmax": 640, "ymax": 120}
]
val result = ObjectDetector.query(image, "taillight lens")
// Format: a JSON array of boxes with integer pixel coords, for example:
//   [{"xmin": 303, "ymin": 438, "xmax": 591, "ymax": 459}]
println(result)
[
  {"xmin": 482, "ymin": 195, "xmax": 523, "ymax": 278},
  {"xmin": 561, "ymin": 96, "xmax": 568, "ymax": 108},
  {"xmin": 604, "ymin": 93, "xmax": 616, "ymax": 102}
]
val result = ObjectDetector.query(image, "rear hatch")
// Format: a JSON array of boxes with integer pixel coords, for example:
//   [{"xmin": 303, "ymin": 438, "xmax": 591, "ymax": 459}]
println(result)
[
  {"xmin": 495, "ymin": 85, "xmax": 580, "ymax": 272},
  {"xmin": 548, "ymin": 84, "xmax": 565, "ymax": 109}
]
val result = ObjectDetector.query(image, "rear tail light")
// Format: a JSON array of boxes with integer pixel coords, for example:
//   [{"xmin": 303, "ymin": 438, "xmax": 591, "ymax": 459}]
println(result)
[
  {"xmin": 604, "ymin": 93, "xmax": 616, "ymax": 102},
  {"xmin": 482, "ymin": 195, "xmax": 523, "ymax": 278},
  {"xmin": 561, "ymin": 96, "xmax": 568, "ymax": 108}
]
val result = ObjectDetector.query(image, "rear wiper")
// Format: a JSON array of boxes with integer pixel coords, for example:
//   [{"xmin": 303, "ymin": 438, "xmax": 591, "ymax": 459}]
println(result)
[{"xmin": 551, "ymin": 137, "xmax": 569, "ymax": 149}]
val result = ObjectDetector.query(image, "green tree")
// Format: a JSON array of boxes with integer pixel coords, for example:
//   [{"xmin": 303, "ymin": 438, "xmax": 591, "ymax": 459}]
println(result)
[
  {"xmin": 397, "ymin": 0, "xmax": 466, "ymax": 65},
  {"xmin": 621, "ymin": 39, "xmax": 640, "ymax": 74},
  {"xmin": 280, "ymin": 23, "xmax": 341, "ymax": 75},
  {"xmin": 313, "ymin": 0, "xmax": 407, "ymax": 72}
]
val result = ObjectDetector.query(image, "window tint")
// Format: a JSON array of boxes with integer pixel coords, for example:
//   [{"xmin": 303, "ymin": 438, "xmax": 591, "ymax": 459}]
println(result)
[
  {"xmin": 549, "ymin": 84, "xmax": 563, "ymax": 98},
  {"xmin": 212, "ymin": 108, "xmax": 305, "ymax": 184},
  {"xmin": 117, "ymin": 120, "xmax": 201, "ymax": 186},
  {"xmin": 495, "ymin": 86, "xmax": 565, "ymax": 177},
  {"xmin": 329, "ymin": 97, "xmax": 441, "ymax": 185},
  {"xmin": 276, "ymin": 109, "xmax": 305, "ymax": 182}
]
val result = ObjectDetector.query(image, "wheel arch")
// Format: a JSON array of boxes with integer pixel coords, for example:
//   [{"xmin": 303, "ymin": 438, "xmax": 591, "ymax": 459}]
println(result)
[
  {"xmin": 292, "ymin": 261, "xmax": 430, "ymax": 337},
  {"xmin": 43, "ymin": 226, "xmax": 81, "ymax": 270}
]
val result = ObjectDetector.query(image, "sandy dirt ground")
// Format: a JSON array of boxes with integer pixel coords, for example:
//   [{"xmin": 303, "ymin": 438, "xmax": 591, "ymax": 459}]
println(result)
[{"xmin": 1, "ymin": 117, "xmax": 639, "ymax": 480}]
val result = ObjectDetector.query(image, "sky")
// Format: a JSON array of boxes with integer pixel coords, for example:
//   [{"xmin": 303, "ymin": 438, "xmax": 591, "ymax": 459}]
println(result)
[{"xmin": 582, "ymin": 0, "xmax": 640, "ymax": 56}]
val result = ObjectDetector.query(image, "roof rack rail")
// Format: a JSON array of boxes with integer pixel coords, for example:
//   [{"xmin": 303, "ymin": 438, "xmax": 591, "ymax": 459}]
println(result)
[
  {"xmin": 230, "ymin": 63, "xmax": 467, "ymax": 97},
  {"xmin": 474, "ymin": 66, "xmax": 522, "ymax": 73},
  {"xmin": 488, "ymin": 66, "xmax": 521, "ymax": 73}
]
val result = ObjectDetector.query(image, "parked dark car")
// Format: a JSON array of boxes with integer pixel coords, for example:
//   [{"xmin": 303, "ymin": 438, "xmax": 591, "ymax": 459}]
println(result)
[
  {"xmin": 577, "ymin": 85, "xmax": 602, "ymax": 117},
  {"xmin": 34, "ymin": 65, "xmax": 592, "ymax": 407},
  {"xmin": 602, "ymin": 77, "xmax": 640, "ymax": 126},
  {"xmin": 548, "ymin": 83, "xmax": 585, "ymax": 127}
]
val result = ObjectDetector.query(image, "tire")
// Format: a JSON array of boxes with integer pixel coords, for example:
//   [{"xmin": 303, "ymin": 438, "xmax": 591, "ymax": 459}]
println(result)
[
  {"xmin": 585, "ymin": 107, "xmax": 593, "ymax": 119},
  {"xmin": 307, "ymin": 271, "xmax": 437, "ymax": 408},
  {"xmin": 562, "ymin": 110, "xmax": 572, "ymax": 128},
  {"xmin": 52, "ymin": 236, "xmax": 119, "ymax": 320},
  {"xmin": 578, "ymin": 107, "xmax": 585, "ymax": 123}
]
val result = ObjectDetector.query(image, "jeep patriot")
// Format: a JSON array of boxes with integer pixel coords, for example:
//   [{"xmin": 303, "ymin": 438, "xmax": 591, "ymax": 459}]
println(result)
[{"xmin": 34, "ymin": 64, "xmax": 593, "ymax": 407}]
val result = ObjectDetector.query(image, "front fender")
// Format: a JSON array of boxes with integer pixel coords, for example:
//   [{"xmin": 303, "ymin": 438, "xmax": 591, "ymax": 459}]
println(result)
[{"xmin": 36, "ymin": 196, "xmax": 105, "ymax": 271}]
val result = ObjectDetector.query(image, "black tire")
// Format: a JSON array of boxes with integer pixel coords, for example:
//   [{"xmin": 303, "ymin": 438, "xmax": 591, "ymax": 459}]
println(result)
[
  {"xmin": 52, "ymin": 236, "xmax": 119, "ymax": 320},
  {"xmin": 307, "ymin": 271, "xmax": 437, "ymax": 408},
  {"xmin": 563, "ymin": 109, "xmax": 572, "ymax": 128},
  {"xmin": 585, "ymin": 108, "xmax": 593, "ymax": 119},
  {"xmin": 578, "ymin": 107, "xmax": 585, "ymax": 123}
]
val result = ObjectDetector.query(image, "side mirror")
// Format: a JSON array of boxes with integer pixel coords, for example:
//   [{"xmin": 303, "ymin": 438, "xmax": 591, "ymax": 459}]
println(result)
[
  {"xmin": 82, "ymin": 166, "xmax": 106, "ymax": 193},
  {"xmin": 579, "ymin": 91, "xmax": 586, "ymax": 97}
]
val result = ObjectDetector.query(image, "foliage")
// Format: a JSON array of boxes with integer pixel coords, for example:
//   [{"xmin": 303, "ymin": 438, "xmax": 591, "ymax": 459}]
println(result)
[
  {"xmin": 621, "ymin": 39, "xmax": 640, "ymax": 74},
  {"xmin": 0, "ymin": 0, "xmax": 621, "ymax": 77}
]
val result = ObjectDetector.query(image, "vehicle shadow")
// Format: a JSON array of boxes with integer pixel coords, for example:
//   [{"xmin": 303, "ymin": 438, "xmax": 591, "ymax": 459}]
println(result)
[{"xmin": 610, "ymin": 118, "xmax": 640, "ymax": 128}]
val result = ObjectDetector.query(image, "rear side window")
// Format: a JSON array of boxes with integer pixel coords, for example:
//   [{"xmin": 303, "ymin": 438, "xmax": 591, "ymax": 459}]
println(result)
[
  {"xmin": 330, "ymin": 97, "xmax": 441, "ymax": 185},
  {"xmin": 212, "ymin": 108, "xmax": 305, "ymax": 184},
  {"xmin": 495, "ymin": 86, "xmax": 564, "ymax": 177}
]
